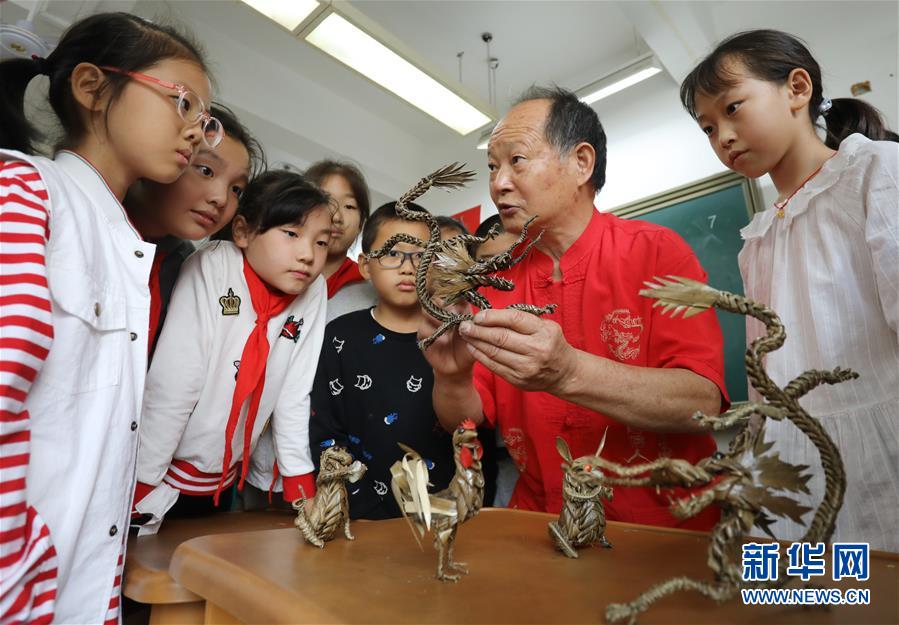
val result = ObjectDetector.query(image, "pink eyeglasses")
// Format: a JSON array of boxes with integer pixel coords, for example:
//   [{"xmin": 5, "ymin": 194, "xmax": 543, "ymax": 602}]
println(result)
[{"xmin": 100, "ymin": 66, "xmax": 223, "ymax": 148}]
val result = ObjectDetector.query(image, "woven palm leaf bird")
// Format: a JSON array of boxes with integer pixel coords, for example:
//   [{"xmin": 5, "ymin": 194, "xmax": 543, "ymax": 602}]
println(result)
[{"xmin": 390, "ymin": 419, "xmax": 485, "ymax": 581}]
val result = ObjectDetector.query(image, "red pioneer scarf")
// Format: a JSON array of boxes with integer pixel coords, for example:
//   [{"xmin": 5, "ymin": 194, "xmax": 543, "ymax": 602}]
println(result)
[
  {"xmin": 147, "ymin": 249, "xmax": 168, "ymax": 355},
  {"xmin": 325, "ymin": 257, "xmax": 364, "ymax": 298},
  {"xmin": 214, "ymin": 256, "xmax": 294, "ymax": 504}
]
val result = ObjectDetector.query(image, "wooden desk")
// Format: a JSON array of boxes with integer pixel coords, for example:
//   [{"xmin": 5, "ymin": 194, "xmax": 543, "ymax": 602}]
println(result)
[
  {"xmin": 169, "ymin": 508, "xmax": 898, "ymax": 624},
  {"xmin": 123, "ymin": 510, "xmax": 295, "ymax": 624}
]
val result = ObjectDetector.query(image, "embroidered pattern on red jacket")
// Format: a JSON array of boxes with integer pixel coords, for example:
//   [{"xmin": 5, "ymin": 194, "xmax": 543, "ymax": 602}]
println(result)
[
  {"xmin": 503, "ymin": 427, "xmax": 528, "ymax": 472},
  {"xmin": 600, "ymin": 308, "xmax": 643, "ymax": 361}
]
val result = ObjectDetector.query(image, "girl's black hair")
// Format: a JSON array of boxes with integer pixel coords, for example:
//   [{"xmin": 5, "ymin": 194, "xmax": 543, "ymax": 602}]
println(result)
[
  {"xmin": 680, "ymin": 29, "xmax": 895, "ymax": 149},
  {"xmin": 210, "ymin": 103, "xmax": 266, "ymax": 177},
  {"xmin": 304, "ymin": 160, "xmax": 371, "ymax": 225},
  {"xmin": 0, "ymin": 12, "xmax": 208, "ymax": 154},
  {"xmin": 216, "ymin": 170, "xmax": 330, "ymax": 241}
]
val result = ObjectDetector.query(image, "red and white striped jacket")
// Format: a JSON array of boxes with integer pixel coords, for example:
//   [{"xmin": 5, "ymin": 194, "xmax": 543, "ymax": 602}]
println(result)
[
  {"xmin": 1, "ymin": 159, "xmax": 57, "ymax": 625},
  {"xmin": 1, "ymin": 150, "xmax": 154, "ymax": 625}
]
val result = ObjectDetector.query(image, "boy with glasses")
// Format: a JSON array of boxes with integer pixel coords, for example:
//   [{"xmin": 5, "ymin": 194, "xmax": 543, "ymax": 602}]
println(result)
[{"xmin": 309, "ymin": 202, "xmax": 455, "ymax": 520}]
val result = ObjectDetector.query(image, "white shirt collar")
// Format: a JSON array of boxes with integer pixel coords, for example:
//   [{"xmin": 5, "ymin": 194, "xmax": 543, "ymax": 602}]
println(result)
[
  {"xmin": 55, "ymin": 150, "xmax": 144, "ymax": 241},
  {"xmin": 740, "ymin": 134, "xmax": 872, "ymax": 240}
]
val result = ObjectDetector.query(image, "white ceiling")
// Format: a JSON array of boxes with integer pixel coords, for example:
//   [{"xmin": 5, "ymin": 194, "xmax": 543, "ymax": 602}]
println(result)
[
  {"xmin": 349, "ymin": 1, "xmax": 645, "ymax": 111},
  {"xmin": 3, "ymin": 0, "xmax": 659, "ymax": 201},
  {"xmin": 4, "ymin": 0, "xmax": 897, "ymax": 213}
]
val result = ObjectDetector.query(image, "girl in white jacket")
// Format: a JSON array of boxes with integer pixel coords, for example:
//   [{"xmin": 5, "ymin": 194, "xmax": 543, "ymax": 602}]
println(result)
[
  {"xmin": 133, "ymin": 170, "xmax": 332, "ymax": 533},
  {"xmin": 0, "ymin": 12, "xmax": 217, "ymax": 625}
]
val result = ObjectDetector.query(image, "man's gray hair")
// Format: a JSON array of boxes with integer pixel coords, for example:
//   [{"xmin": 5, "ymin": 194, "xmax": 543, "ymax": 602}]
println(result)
[{"xmin": 514, "ymin": 85, "xmax": 607, "ymax": 193}]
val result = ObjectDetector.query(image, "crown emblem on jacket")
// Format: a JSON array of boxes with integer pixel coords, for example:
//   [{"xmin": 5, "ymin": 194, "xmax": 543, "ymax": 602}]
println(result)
[{"xmin": 219, "ymin": 288, "xmax": 241, "ymax": 316}]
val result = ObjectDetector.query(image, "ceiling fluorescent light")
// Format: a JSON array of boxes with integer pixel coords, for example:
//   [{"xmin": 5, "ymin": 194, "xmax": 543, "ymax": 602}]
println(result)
[
  {"xmin": 240, "ymin": 0, "xmax": 321, "ymax": 32},
  {"xmin": 579, "ymin": 55, "xmax": 663, "ymax": 105},
  {"xmin": 305, "ymin": 12, "xmax": 492, "ymax": 135}
]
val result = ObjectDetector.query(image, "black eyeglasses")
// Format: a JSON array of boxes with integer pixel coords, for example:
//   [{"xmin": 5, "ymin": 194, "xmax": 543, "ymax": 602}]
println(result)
[{"xmin": 375, "ymin": 250, "xmax": 425, "ymax": 269}]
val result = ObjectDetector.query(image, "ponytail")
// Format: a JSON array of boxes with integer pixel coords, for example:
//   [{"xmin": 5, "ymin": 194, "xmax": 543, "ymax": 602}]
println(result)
[
  {"xmin": 681, "ymin": 29, "xmax": 898, "ymax": 149},
  {"xmin": 0, "ymin": 12, "xmax": 207, "ymax": 156},
  {"xmin": 823, "ymin": 98, "xmax": 898, "ymax": 149},
  {"xmin": 0, "ymin": 57, "xmax": 46, "ymax": 154}
]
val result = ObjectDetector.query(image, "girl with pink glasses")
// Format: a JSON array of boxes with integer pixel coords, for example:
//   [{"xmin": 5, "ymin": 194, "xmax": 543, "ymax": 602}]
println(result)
[{"xmin": 0, "ymin": 12, "xmax": 214, "ymax": 624}]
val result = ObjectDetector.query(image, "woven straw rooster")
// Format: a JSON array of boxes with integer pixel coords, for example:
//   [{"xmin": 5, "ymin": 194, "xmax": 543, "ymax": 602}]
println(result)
[{"xmin": 390, "ymin": 419, "xmax": 485, "ymax": 581}]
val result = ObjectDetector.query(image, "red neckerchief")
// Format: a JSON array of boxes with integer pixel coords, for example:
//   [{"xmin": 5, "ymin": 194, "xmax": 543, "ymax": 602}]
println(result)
[
  {"xmin": 147, "ymin": 249, "xmax": 168, "ymax": 355},
  {"xmin": 214, "ymin": 256, "xmax": 295, "ymax": 504},
  {"xmin": 326, "ymin": 257, "xmax": 364, "ymax": 298}
]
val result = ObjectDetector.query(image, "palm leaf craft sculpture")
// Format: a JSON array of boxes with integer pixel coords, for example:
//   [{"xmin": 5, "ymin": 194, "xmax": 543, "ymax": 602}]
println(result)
[
  {"xmin": 572, "ymin": 276, "xmax": 856, "ymax": 625},
  {"xmin": 389, "ymin": 419, "xmax": 485, "ymax": 581},
  {"xmin": 293, "ymin": 446, "xmax": 367, "ymax": 548},
  {"xmin": 364, "ymin": 163, "xmax": 556, "ymax": 350},
  {"xmin": 548, "ymin": 434, "xmax": 614, "ymax": 558}
]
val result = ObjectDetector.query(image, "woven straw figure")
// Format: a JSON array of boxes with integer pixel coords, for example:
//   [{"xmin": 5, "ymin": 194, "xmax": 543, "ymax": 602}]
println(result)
[
  {"xmin": 390, "ymin": 419, "xmax": 485, "ymax": 582},
  {"xmin": 579, "ymin": 276, "xmax": 857, "ymax": 625},
  {"xmin": 548, "ymin": 435, "xmax": 613, "ymax": 558},
  {"xmin": 364, "ymin": 163, "xmax": 556, "ymax": 351},
  {"xmin": 293, "ymin": 446, "xmax": 366, "ymax": 548}
]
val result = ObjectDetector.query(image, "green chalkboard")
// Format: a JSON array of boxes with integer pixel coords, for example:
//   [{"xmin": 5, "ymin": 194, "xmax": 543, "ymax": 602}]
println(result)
[{"xmin": 612, "ymin": 172, "xmax": 762, "ymax": 403}]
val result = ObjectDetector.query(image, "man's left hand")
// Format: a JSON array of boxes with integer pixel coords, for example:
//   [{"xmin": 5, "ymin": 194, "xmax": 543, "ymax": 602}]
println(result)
[{"xmin": 458, "ymin": 308, "xmax": 576, "ymax": 393}]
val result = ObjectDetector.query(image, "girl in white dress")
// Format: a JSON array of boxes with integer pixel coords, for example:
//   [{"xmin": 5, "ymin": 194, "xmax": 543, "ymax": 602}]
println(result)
[{"xmin": 681, "ymin": 29, "xmax": 898, "ymax": 552}]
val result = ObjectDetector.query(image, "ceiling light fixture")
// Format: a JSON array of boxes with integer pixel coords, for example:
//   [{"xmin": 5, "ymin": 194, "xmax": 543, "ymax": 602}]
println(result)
[
  {"xmin": 240, "ymin": 0, "xmax": 497, "ymax": 135},
  {"xmin": 301, "ymin": 8, "xmax": 492, "ymax": 136},
  {"xmin": 239, "ymin": 0, "xmax": 322, "ymax": 31},
  {"xmin": 578, "ymin": 54, "xmax": 663, "ymax": 105}
]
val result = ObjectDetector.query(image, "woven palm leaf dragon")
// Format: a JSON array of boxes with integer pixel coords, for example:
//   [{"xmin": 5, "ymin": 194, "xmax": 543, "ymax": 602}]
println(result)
[
  {"xmin": 293, "ymin": 446, "xmax": 367, "ymax": 548},
  {"xmin": 581, "ymin": 276, "xmax": 856, "ymax": 625},
  {"xmin": 364, "ymin": 163, "xmax": 556, "ymax": 350}
]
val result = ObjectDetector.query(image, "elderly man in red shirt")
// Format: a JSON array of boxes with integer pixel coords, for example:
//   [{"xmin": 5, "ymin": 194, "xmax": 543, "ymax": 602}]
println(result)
[{"xmin": 422, "ymin": 86, "xmax": 728, "ymax": 530}]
